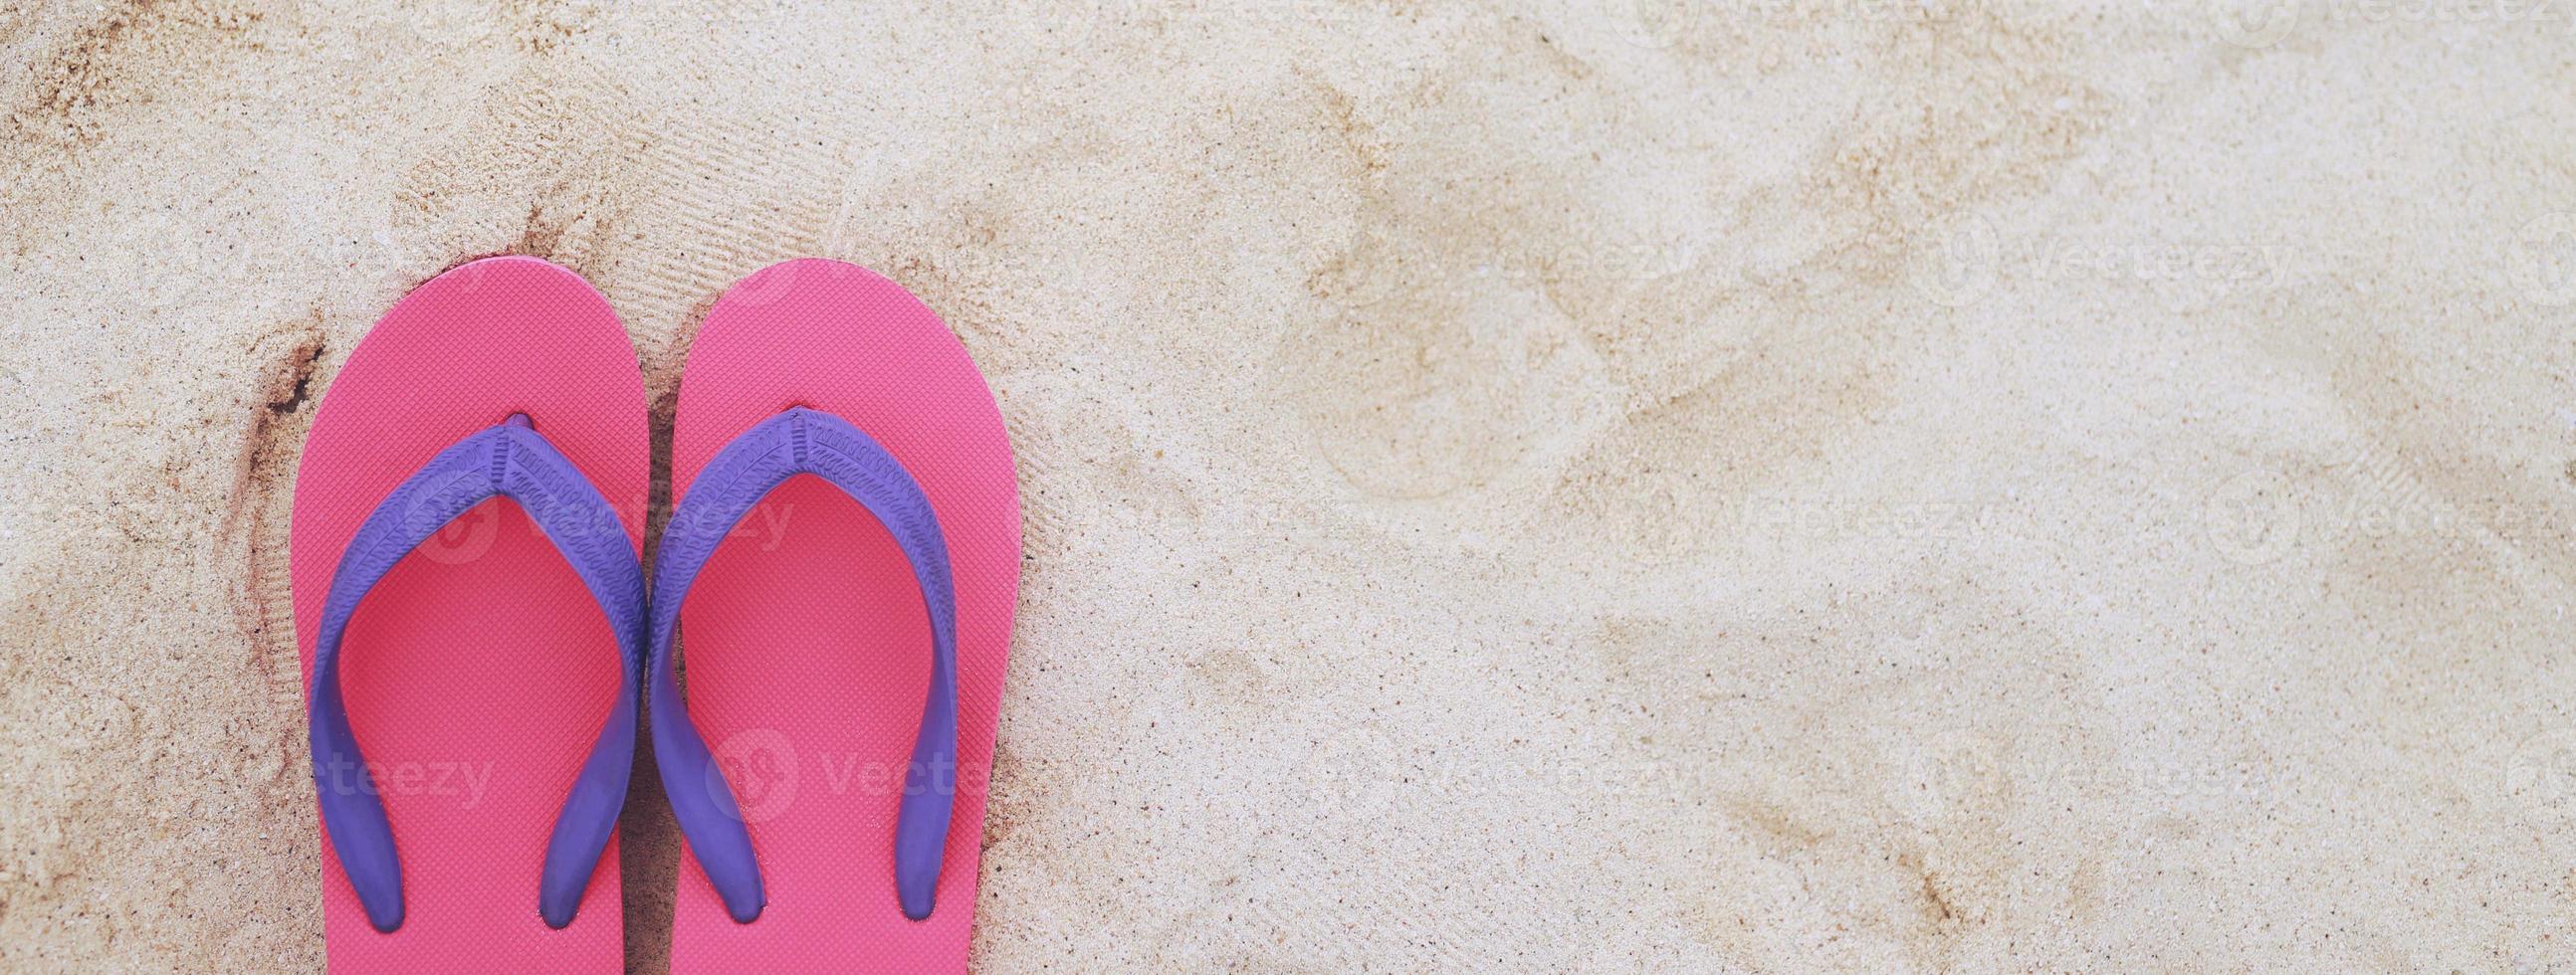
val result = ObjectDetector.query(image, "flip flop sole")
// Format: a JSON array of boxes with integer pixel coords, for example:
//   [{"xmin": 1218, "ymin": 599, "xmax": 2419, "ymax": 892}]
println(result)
[
  {"xmin": 667, "ymin": 260, "xmax": 1019, "ymax": 973},
  {"xmin": 293, "ymin": 256, "xmax": 645, "ymax": 971}
]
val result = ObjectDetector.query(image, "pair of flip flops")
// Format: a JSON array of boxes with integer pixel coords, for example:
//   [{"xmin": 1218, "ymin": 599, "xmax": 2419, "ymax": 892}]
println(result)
[{"xmin": 293, "ymin": 257, "xmax": 1019, "ymax": 971}]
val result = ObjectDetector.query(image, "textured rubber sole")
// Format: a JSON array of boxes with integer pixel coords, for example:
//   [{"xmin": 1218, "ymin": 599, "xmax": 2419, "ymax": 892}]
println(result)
[
  {"xmin": 293, "ymin": 257, "xmax": 645, "ymax": 972},
  {"xmin": 666, "ymin": 259, "xmax": 1020, "ymax": 973}
]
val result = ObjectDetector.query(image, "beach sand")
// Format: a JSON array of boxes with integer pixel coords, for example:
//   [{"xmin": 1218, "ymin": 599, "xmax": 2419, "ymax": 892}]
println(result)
[{"xmin": 4, "ymin": 0, "xmax": 2574, "ymax": 969}]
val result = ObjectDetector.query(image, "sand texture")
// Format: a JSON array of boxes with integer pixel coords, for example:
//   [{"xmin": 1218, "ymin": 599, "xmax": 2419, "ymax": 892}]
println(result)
[{"xmin": 4, "ymin": 0, "xmax": 2576, "ymax": 970}]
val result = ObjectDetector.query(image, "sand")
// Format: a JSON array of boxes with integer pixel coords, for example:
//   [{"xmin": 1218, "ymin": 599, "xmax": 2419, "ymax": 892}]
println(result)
[{"xmin": 4, "ymin": 0, "xmax": 2574, "ymax": 970}]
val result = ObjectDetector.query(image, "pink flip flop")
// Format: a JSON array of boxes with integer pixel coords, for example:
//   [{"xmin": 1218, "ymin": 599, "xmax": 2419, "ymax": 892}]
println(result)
[
  {"xmin": 649, "ymin": 259, "xmax": 1020, "ymax": 972},
  {"xmin": 294, "ymin": 257, "xmax": 646, "ymax": 971}
]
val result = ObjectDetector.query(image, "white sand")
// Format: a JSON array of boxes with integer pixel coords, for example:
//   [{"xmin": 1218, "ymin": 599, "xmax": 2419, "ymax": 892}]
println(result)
[{"xmin": 4, "ymin": 0, "xmax": 2574, "ymax": 969}]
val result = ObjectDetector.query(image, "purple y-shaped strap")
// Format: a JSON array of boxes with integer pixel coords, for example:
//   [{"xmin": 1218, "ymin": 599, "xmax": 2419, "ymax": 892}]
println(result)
[
  {"xmin": 309, "ymin": 415, "xmax": 644, "ymax": 933},
  {"xmin": 649, "ymin": 407, "xmax": 961, "ymax": 924}
]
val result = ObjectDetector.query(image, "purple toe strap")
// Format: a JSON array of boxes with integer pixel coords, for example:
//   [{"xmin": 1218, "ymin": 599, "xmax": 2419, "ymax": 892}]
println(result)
[
  {"xmin": 649, "ymin": 407, "xmax": 962, "ymax": 924},
  {"xmin": 309, "ymin": 415, "xmax": 644, "ymax": 933}
]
